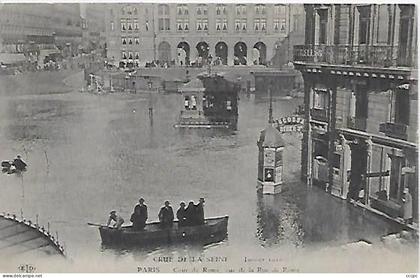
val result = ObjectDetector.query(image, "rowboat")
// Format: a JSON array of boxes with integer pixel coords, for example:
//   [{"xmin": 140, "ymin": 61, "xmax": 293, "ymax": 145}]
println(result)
[{"xmin": 95, "ymin": 216, "xmax": 228, "ymax": 247}]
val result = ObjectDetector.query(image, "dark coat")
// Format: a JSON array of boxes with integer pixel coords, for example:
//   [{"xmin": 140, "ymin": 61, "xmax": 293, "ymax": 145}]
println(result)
[
  {"xmin": 184, "ymin": 203, "xmax": 196, "ymax": 226},
  {"xmin": 131, "ymin": 203, "xmax": 148, "ymax": 230},
  {"xmin": 158, "ymin": 206, "xmax": 174, "ymax": 227},
  {"xmin": 135, "ymin": 204, "xmax": 148, "ymax": 222},
  {"xmin": 176, "ymin": 207, "xmax": 187, "ymax": 226},
  {"xmin": 13, "ymin": 158, "xmax": 27, "ymax": 171},
  {"xmin": 195, "ymin": 203, "xmax": 204, "ymax": 225}
]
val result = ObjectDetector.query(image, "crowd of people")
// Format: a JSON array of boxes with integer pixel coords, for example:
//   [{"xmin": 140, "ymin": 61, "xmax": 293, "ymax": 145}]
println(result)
[{"xmin": 106, "ymin": 197, "xmax": 206, "ymax": 230}]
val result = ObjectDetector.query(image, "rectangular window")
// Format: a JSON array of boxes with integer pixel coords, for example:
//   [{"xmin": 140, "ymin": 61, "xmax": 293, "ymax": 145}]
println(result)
[
  {"xmin": 235, "ymin": 19, "xmax": 241, "ymax": 31},
  {"xmin": 127, "ymin": 21, "xmax": 133, "ymax": 31},
  {"xmin": 318, "ymin": 9, "xmax": 328, "ymax": 44},
  {"xmin": 260, "ymin": 19, "xmax": 266, "ymax": 32},
  {"xmin": 203, "ymin": 19, "xmax": 208, "ymax": 31},
  {"xmin": 395, "ymin": 88, "xmax": 410, "ymax": 125},
  {"xmin": 120, "ymin": 19, "xmax": 127, "ymax": 31},
  {"xmin": 184, "ymin": 20, "xmax": 189, "ymax": 31},
  {"xmin": 134, "ymin": 20, "xmax": 139, "ymax": 31},
  {"xmin": 242, "ymin": 19, "xmax": 247, "ymax": 31},
  {"xmin": 358, "ymin": 6, "xmax": 371, "ymax": 44},
  {"xmin": 111, "ymin": 21, "xmax": 114, "ymax": 31},
  {"xmin": 281, "ymin": 19, "xmax": 287, "ymax": 32},
  {"xmin": 216, "ymin": 19, "xmax": 222, "ymax": 31},
  {"xmin": 164, "ymin": 18, "xmax": 170, "ymax": 30},
  {"xmin": 145, "ymin": 21, "xmax": 149, "ymax": 31},
  {"xmin": 313, "ymin": 89, "xmax": 328, "ymax": 110},
  {"xmin": 274, "ymin": 19, "xmax": 279, "ymax": 32},
  {"xmin": 377, "ymin": 5, "xmax": 389, "ymax": 43},
  {"xmin": 254, "ymin": 19, "xmax": 260, "ymax": 31},
  {"xmin": 122, "ymin": 51, "xmax": 127, "ymax": 60},
  {"xmin": 222, "ymin": 19, "xmax": 228, "ymax": 31},
  {"xmin": 135, "ymin": 52, "xmax": 139, "ymax": 60},
  {"xmin": 121, "ymin": 37, "xmax": 127, "ymax": 45},
  {"xmin": 177, "ymin": 20, "xmax": 183, "ymax": 31},
  {"xmin": 159, "ymin": 18, "xmax": 164, "ymax": 31},
  {"xmin": 134, "ymin": 37, "xmax": 140, "ymax": 45},
  {"xmin": 197, "ymin": 20, "xmax": 203, "ymax": 31},
  {"xmin": 236, "ymin": 5, "xmax": 241, "ymax": 16}
]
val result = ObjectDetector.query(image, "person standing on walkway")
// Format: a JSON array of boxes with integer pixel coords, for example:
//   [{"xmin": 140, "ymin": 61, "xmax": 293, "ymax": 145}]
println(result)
[
  {"xmin": 401, "ymin": 187, "xmax": 413, "ymax": 225},
  {"xmin": 158, "ymin": 201, "xmax": 174, "ymax": 228}
]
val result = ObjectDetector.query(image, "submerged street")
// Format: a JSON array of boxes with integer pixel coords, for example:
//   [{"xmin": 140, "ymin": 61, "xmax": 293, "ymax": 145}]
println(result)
[{"xmin": 0, "ymin": 70, "xmax": 416, "ymax": 272}]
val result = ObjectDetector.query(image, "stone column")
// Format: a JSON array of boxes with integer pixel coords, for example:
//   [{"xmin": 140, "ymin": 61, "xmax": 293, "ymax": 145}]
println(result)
[{"xmin": 227, "ymin": 42, "xmax": 235, "ymax": 66}]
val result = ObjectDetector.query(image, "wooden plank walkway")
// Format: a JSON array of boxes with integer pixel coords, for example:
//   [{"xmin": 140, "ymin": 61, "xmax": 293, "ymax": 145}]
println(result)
[{"xmin": 0, "ymin": 213, "xmax": 65, "ymax": 257}]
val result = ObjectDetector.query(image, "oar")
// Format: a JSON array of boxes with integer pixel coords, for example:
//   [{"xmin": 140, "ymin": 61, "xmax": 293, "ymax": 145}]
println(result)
[{"xmin": 87, "ymin": 222, "xmax": 106, "ymax": 227}]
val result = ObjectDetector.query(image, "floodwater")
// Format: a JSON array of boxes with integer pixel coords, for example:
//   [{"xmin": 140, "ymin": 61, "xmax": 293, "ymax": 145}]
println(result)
[{"xmin": 0, "ymin": 71, "xmax": 415, "ymax": 272}]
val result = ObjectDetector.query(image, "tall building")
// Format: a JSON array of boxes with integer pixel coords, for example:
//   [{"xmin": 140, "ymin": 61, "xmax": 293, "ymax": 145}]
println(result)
[
  {"xmin": 104, "ymin": 3, "xmax": 305, "ymax": 67},
  {"xmin": 0, "ymin": 3, "xmax": 82, "ymax": 62},
  {"xmin": 294, "ymin": 5, "xmax": 418, "ymax": 224}
]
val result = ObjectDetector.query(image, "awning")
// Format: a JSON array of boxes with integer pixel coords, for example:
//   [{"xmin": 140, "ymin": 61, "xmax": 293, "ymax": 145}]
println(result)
[{"xmin": 0, "ymin": 53, "xmax": 26, "ymax": 64}]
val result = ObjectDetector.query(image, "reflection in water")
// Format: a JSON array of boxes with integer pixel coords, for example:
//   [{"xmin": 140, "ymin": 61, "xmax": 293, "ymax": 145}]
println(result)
[{"xmin": 256, "ymin": 190, "xmax": 304, "ymax": 248}]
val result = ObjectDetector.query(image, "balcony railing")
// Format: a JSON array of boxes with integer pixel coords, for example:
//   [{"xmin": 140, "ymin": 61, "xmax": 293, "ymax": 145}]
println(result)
[
  {"xmin": 293, "ymin": 45, "xmax": 415, "ymax": 68},
  {"xmin": 379, "ymin": 122, "xmax": 408, "ymax": 140}
]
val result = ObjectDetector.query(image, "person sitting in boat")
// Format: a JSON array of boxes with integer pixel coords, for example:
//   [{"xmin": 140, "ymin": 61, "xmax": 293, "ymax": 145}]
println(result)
[
  {"xmin": 194, "ymin": 198, "xmax": 205, "ymax": 225},
  {"xmin": 158, "ymin": 201, "xmax": 174, "ymax": 228},
  {"xmin": 107, "ymin": 210, "xmax": 124, "ymax": 229},
  {"xmin": 131, "ymin": 198, "xmax": 147, "ymax": 230},
  {"xmin": 176, "ymin": 202, "xmax": 187, "ymax": 227},
  {"xmin": 12, "ymin": 155, "xmax": 27, "ymax": 171},
  {"xmin": 184, "ymin": 201, "xmax": 196, "ymax": 226}
]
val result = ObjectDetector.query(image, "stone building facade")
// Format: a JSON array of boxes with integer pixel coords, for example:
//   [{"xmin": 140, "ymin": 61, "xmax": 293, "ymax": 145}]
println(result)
[
  {"xmin": 104, "ymin": 3, "xmax": 305, "ymax": 67},
  {"xmin": 0, "ymin": 4, "xmax": 82, "ymax": 61},
  {"xmin": 294, "ymin": 4, "xmax": 418, "ymax": 224}
]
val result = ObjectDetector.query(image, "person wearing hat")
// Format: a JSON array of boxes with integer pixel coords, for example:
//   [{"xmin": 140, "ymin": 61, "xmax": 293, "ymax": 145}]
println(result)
[
  {"xmin": 194, "ymin": 198, "xmax": 205, "ymax": 225},
  {"xmin": 13, "ymin": 155, "xmax": 27, "ymax": 171},
  {"xmin": 107, "ymin": 210, "xmax": 124, "ymax": 229},
  {"xmin": 158, "ymin": 201, "xmax": 174, "ymax": 228},
  {"xmin": 176, "ymin": 202, "xmax": 187, "ymax": 227},
  {"xmin": 131, "ymin": 198, "xmax": 147, "ymax": 230},
  {"xmin": 184, "ymin": 201, "xmax": 196, "ymax": 226},
  {"xmin": 401, "ymin": 187, "xmax": 413, "ymax": 225}
]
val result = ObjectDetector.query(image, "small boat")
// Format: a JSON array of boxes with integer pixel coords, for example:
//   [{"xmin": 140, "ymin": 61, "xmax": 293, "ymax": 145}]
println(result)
[{"xmin": 95, "ymin": 215, "xmax": 228, "ymax": 247}]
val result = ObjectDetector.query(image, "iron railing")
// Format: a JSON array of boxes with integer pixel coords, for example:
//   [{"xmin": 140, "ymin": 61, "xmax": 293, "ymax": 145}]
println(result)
[{"xmin": 293, "ymin": 45, "xmax": 415, "ymax": 68}]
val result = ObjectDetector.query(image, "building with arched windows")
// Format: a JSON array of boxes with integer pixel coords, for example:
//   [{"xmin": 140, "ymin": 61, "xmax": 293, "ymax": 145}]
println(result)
[{"xmin": 104, "ymin": 3, "xmax": 305, "ymax": 67}]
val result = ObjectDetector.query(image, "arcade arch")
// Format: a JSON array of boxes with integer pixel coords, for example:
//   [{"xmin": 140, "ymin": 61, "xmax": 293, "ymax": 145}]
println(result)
[
  {"xmin": 177, "ymin": 41, "xmax": 190, "ymax": 66},
  {"xmin": 215, "ymin": 42, "xmax": 228, "ymax": 65},
  {"xmin": 253, "ymin": 42, "xmax": 267, "ymax": 65},
  {"xmin": 234, "ymin": 42, "xmax": 247, "ymax": 65},
  {"xmin": 158, "ymin": 41, "xmax": 171, "ymax": 63}
]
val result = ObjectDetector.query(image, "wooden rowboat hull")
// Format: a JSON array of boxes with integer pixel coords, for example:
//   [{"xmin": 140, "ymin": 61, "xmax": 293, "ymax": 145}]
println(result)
[{"xmin": 99, "ymin": 216, "xmax": 228, "ymax": 247}]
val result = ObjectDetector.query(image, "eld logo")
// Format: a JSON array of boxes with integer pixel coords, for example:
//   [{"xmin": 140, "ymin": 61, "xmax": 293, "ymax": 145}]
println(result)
[{"xmin": 18, "ymin": 264, "xmax": 36, "ymax": 273}]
